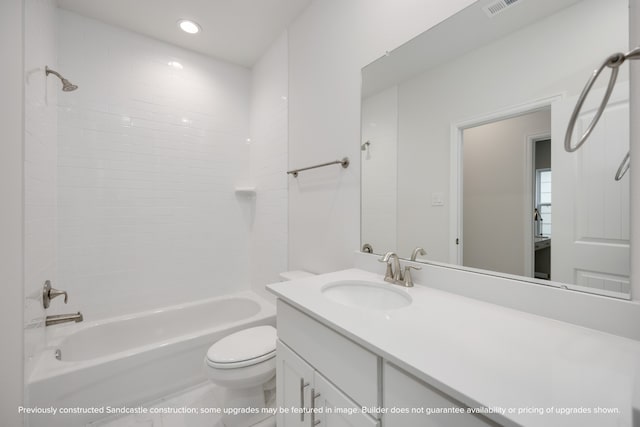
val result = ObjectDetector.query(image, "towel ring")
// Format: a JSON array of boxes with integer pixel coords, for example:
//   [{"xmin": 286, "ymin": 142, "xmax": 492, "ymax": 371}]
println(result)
[
  {"xmin": 564, "ymin": 52, "xmax": 624, "ymax": 152},
  {"xmin": 565, "ymin": 47, "xmax": 640, "ymax": 153},
  {"xmin": 564, "ymin": 47, "xmax": 640, "ymax": 183}
]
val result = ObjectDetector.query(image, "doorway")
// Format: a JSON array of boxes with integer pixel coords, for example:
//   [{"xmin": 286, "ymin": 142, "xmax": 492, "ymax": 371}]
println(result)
[
  {"xmin": 457, "ymin": 107, "xmax": 551, "ymax": 278},
  {"xmin": 532, "ymin": 138, "xmax": 551, "ymax": 280}
]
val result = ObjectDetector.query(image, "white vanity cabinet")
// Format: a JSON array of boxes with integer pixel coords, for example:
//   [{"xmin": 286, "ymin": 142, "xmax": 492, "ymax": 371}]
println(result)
[
  {"xmin": 277, "ymin": 341, "xmax": 379, "ymax": 427},
  {"xmin": 276, "ymin": 300, "xmax": 499, "ymax": 427},
  {"xmin": 276, "ymin": 300, "xmax": 380, "ymax": 427},
  {"xmin": 383, "ymin": 362, "xmax": 498, "ymax": 427},
  {"xmin": 313, "ymin": 371, "xmax": 378, "ymax": 427},
  {"xmin": 276, "ymin": 340, "xmax": 315, "ymax": 427}
]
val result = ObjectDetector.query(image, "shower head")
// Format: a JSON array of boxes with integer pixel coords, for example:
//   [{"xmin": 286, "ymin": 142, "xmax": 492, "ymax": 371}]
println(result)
[
  {"xmin": 61, "ymin": 79, "xmax": 78, "ymax": 92},
  {"xmin": 45, "ymin": 66, "xmax": 78, "ymax": 92}
]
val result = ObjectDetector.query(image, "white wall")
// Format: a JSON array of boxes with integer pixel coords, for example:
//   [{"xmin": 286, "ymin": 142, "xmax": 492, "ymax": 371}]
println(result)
[
  {"xmin": 249, "ymin": 33, "xmax": 289, "ymax": 299},
  {"xmin": 288, "ymin": 0, "xmax": 475, "ymax": 273},
  {"xmin": 23, "ymin": 0, "xmax": 58, "ymax": 383},
  {"xmin": 56, "ymin": 10, "xmax": 252, "ymax": 321},
  {"xmin": 0, "ymin": 0, "xmax": 25, "ymax": 423},
  {"xmin": 463, "ymin": 110, "xmax": 550, "ymax": 276},
  {"xmin": 395, "ymin": 0, "xmax": 628, "ymax": 262},
  {"xmin": 361, "ymin": 86, "xmax": 398, "ymax": 255}
]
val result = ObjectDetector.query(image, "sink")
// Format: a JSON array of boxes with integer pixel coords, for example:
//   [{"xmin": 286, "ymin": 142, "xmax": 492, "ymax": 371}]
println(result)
[{"xmin": 321, "ymin": 280, "xmax": 412, "ymax": 310}]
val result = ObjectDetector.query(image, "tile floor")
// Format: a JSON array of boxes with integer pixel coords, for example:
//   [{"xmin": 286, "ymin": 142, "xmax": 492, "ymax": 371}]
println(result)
[
  {"xmin": 88, "ymin": 383, "xmax": 224, "ymax": 427},
  {"xmin": 87, "ymin": 383, "xmax": 276, "ymax": 427}
]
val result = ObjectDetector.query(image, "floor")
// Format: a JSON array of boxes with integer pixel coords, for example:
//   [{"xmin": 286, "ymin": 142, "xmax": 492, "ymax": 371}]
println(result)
[
  {"xmin": 87, "ymin": 383, "xmax": 276, "ymax": 427},
  {"xmin": 88, "ymin": 383, "xmax": 224, "ymax": 427}
]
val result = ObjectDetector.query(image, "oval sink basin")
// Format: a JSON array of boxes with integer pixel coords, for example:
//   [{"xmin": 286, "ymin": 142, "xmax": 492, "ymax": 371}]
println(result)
[{"xmin": 321, "ymin": 280, "xmax": 412, "ymax": 310}]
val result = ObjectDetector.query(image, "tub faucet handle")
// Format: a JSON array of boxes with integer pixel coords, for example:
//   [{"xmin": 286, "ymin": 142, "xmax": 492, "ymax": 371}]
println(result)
[{"xmin": 43, "ymin": 280, "xmax": 68, "ymax": 309}]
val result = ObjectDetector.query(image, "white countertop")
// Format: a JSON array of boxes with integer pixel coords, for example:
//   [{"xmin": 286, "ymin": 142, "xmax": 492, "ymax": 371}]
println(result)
[{"xmin": 267, "ymin": 268, "xmax": 640, "ymax": 427}]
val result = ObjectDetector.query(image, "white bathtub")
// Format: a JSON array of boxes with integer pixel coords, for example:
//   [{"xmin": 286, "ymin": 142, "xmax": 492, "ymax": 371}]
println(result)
[{"xmin": 27, "ymin": 291, "xmax": 275, "ymax": 427}]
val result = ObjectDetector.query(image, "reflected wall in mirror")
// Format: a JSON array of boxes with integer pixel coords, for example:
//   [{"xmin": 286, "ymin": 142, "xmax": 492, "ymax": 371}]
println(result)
[
  {"xmin": 462, "ymin": 108, "xmax": 551, "ymax": 279},
  {"xmin": 360, "ymin": 0, "xmax": 631, "ymax": 298}
]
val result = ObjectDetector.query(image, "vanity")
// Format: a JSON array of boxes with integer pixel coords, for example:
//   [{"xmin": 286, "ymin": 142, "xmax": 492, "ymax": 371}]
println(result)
[
  {"xmin": 267, "ymin": 268, "xmax": 640, "ymax": 427},
  {"xmin": 269, "ymin": 0, "xmax": 640, "ymax": 424}
]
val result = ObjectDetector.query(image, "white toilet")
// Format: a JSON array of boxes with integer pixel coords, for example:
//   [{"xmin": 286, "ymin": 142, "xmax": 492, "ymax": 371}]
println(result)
[
  {"xmin": 205, "ymin": 325, "xmax": 277, "ymax": 427},
  {"xmin": 204, "ymin": 271, "xmax": 314, "ymax": 427}
]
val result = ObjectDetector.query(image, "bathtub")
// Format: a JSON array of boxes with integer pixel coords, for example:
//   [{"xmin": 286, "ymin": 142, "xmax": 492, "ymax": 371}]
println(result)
[{"xmin": 27, "ymin": 291, "xmax": 275, "ymax": 427}]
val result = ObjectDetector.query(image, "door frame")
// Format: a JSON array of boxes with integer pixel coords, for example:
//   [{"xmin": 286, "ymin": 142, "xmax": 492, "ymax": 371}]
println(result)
[
  {"xmin": 527, "ymin": 134, "xmax": 552, "ymax": 277},
  {"xmin": 449, "ymin": 94, "xmax": 563, "ymax": 265}
]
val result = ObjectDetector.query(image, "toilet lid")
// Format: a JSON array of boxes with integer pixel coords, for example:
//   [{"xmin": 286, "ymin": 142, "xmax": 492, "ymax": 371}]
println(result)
[{"xmin": 206, "ymin": 325, "xmax": 276, "ymax": 369}]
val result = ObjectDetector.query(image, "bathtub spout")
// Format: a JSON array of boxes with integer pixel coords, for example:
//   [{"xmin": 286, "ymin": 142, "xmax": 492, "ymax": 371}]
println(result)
[{"xmin": 45, "ymin": 312, "xmax": 83, "ymax": 326}]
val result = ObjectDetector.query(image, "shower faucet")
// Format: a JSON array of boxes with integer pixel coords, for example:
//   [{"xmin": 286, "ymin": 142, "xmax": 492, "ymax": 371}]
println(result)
[
  {"xmin": 42, "ymin": 281, "xmax": 83, "ymax": 326},
  {"xmin": 42, "ymin": 280, "xmax": 68, "ymax": 309}
]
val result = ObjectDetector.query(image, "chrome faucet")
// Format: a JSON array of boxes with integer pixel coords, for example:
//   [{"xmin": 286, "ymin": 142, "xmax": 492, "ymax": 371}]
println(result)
[
  {"xmin": 410, "ymin": 247, "xmax": 426, "ymax": 261},
  {"xmin": 379, "ymin": 252, "xmax": 421, "ymax": 287},
  {"xmin": 381, "ymin": 252, "xmax": 402, "ymax": 283},
  {"xmin": 45, "ymin": 312, "xmax": 83, "ymax": 326}
]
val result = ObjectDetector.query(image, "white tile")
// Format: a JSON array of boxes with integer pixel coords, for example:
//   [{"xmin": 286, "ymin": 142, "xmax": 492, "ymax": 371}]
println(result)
[
  {"xmin": 24, "ymin": 0, "xmax": 58, "ymax": 377},
  {"xmin": 55, "ymin": 10, "xmax": 255, "ymax": 321},
  {"xmin": 248, "ymin": 34, "xmax": 289, "ymax": 299}
]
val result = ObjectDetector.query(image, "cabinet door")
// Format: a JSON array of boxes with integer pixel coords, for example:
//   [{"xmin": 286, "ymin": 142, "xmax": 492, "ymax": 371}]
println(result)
[
  {"xmin": 278, "ymin": 300, "xmax": 379, "ymax": 408},
  {"xmin": 312, "ymin": 372, "xmax": 379, "ymax": 427},
  {"xmin": 383, "ymin": 362, "xmax": 498, "ymax": 427},
  {"xmin": 277, "ymin": 340, "xmax": 315, "ymax": 427}
]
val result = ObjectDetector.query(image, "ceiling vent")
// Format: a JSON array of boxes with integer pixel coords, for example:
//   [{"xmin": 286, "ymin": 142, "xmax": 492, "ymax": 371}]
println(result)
[{"xmin": 483, "ymin": 0, "xmax": 524, "ymax": 18}]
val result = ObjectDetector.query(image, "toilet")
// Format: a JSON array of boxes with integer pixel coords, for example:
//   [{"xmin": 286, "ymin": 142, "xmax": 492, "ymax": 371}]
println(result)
[
  {"xmin": 205, "ymin": 271, "xmax": 314, "ymax": 427},
  {"xmin": 205, "ymin": 325, "xmax": 277, "ymax": 427}
]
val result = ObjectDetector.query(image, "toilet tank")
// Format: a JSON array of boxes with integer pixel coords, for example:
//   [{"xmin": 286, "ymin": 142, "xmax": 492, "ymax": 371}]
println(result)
[{"xmin": 279, "ymin": 270, "xmax": 315, "ymax": 282}]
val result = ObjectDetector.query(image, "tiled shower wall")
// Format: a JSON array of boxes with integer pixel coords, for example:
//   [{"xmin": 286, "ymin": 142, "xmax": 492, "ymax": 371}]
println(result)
[
  {"xmin": 55, "ymin": 10, "xmax": 252, "ymax": 321},
  {"xmin": 24, "ymin": 0, "xmax": 58, "ymax": 379},
  {"xmin": 249, "ymin": 33, "xmax": 289, "ymax": 300}
]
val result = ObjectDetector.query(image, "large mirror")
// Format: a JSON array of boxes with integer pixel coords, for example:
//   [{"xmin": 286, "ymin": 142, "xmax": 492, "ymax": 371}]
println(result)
[{"xmin": 361, "ymin": 0, "xmax": 631, "ymax": 298}]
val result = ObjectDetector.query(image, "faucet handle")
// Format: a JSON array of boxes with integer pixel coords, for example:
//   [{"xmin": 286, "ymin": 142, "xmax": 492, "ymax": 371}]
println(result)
[
  {"xmin": 50, "ymin": 288, "xmax": 68, "ymax": 304},
  {"xmin": 402, "ymin": 265, "xmax": 421, "ymax": 287},
  {"xmin": 43, "ymin": 280, "xmax": 68, "ymax": 309}
]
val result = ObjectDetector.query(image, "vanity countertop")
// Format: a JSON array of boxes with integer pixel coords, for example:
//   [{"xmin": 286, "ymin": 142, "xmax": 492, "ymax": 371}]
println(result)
[{"xmin": 266, "ymin": 268, "xmax": 640, "ymax": 427}]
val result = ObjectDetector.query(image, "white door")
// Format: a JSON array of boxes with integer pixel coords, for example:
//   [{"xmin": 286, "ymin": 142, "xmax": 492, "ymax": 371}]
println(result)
[{"xmin": 551, "ymin": 83, "xmax": 630, "ymax": 296}]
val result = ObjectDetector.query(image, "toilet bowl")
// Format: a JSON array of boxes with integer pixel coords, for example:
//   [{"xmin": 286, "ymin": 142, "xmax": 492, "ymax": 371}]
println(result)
[{"xmin": 205, "ymin": 325, "xmax": 277, "ymax": 427}]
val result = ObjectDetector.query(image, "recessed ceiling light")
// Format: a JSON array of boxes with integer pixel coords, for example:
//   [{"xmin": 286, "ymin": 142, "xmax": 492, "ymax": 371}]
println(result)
[{"xmin": 178, "ymin": 19, "xmax": 201, "ymax": 34}]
